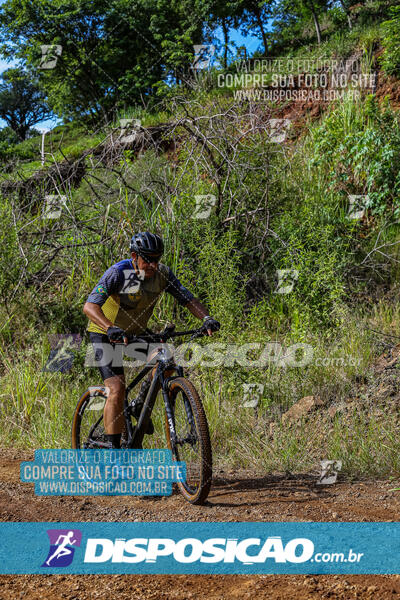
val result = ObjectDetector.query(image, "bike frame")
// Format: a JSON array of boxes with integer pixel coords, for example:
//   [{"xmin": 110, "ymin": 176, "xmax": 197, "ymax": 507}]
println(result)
[
  {"xmin": 85, "ymin": 326, "xmax": 204, "ymax": 450},
  {"xmin": 124, "ymin": 345, "xmax": 184, "ymax": 449}
]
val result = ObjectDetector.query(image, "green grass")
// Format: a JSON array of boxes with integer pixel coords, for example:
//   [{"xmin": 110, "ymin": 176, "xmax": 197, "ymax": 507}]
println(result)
[{"xmin": 0, "ymin": 296, "xmax": 397, "ymax": 480}]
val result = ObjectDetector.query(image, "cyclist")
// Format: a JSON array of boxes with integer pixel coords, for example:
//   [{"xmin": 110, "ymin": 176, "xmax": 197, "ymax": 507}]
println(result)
[{"xmin": 83, "ymin": 231, "xmax": 220, "ymax": 449}]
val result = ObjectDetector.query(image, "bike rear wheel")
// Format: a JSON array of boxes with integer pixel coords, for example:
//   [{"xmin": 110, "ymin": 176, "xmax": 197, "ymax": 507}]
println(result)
[{"xmin": 164, "ymin": 377, "xmax": 212, "ymax": 505}]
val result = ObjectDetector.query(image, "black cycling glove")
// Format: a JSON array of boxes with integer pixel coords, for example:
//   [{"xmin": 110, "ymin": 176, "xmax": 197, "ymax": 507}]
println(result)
[
  {"xmin": 202, "ymin": 316, "xmax": 221, "ymax": 333},
  {"xmin": 107, "ymin": 326, "xmax": 126, "ymax": 343}
]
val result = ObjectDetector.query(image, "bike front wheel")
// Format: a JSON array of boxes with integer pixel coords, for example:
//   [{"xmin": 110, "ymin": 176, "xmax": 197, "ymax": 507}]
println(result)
[
  {"xmin": 164, "ymin": 377, "xmax": 212, "ymax": 505},
  {"xmin": 71, "ymin": 386, "xmax": 108, "ymax": 449}
]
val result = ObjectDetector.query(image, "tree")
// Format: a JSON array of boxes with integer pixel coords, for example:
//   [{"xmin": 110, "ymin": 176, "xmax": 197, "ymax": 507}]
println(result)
[
  {"xmin": 271, "ymin": 0, "xmax": 329, "ymax": 49},
  {"xmin": 0, "ymin": 0, "xmax": 205, "ymax": 123},
  {"xmin": 337, "ymin": 0, "xmax": 353, "ymax": 30},
  {"xmin": 0, "ymin": 68, "xmax": 52, "ymax": 140},
  {"xmin": 302, "ymin": 0, "xmax": 323, "ymax": 44},
  {"xmin": 238, "ymin": 0, "xmax": 275, "ymax": 55},
  {"xmin": 202, "ymin": 0, "xmax": 242, "ymax": 68},
  {"xmin": 0, "ymin": 126, "xmax": 19, "ymax": 145}
]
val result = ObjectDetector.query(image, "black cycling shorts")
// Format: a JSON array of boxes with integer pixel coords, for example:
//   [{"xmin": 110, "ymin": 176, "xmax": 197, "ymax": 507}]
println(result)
[
  {"xmin": 88, "ymin": 332, "xmax": 124, "ymax": 381},
  {"xmin": 88, "ymin": 332, "xmax": 154, "ymax": 381}
]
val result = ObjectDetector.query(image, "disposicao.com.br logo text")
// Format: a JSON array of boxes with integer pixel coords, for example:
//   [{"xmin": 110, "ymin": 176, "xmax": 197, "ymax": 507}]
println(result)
[{"xmin": 82, "ymin": 536, "xmax": 363, "ymax": 565}]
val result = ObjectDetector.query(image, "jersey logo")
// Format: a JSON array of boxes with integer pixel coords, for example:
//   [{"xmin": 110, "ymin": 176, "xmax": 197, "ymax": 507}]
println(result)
[{"xmin": 95, "ymin": 285, "xmax": 107, "ymax": 295}]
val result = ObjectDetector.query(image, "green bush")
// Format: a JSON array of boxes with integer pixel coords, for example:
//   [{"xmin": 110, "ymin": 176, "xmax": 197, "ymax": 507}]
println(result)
[
  {"xmin": 310, "ymin": 94, "xmax": 400, "ymax": 217},
  {"xmin": 381, "ymin": 6, "xmax": 400, "ymax": 76}
]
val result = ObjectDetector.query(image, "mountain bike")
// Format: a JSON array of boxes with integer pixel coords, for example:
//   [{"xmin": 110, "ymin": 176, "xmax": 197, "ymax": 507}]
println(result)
[{"xmin": 71, "ymin": 324, "xmax": 213, "ymax": 504}]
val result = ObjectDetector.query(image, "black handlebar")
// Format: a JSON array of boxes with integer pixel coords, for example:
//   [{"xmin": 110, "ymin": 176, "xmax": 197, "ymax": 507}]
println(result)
[
  {"xmin": 139, "ymin": 327, "xmax": 202, "ymax": 343},
  {"xmin": 112, "ymin": 325, "xmax": 207, "ymax": 345}
]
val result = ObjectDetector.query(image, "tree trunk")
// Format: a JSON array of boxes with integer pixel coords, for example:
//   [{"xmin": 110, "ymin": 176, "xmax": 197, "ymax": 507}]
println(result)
[
  {"xmin": 308, "ymin": 0, "xmax": 322, "ymax": 45},
  {"xmin": 222, "ymin": 17, "xmax": 229, "ymax": 69},
  {"xmin": 12, "ymin": 121, "xmax": 28, "ymax": 141},
  {"xmin": 254, "ymin": 5, "xmax": 268, "ymax": 55},
  {"xmin": 338, "ymin": 0, "xmax": 352, "ymax": 30}
]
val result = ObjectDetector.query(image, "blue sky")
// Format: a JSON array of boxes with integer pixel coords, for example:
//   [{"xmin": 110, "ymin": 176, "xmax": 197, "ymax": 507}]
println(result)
[
  {"xmin": 0, "ymin": 24, "xmax": 262, "ymax": 131},
  {"xmin": 217, "ymin": 26, "xmax": 264, "ymax": 57}
]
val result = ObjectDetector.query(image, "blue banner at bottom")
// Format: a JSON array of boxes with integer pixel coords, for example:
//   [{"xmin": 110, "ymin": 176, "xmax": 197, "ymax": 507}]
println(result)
[{"xmin": 0, "ymin": 522, "xmax": 399, "ymax": 574}]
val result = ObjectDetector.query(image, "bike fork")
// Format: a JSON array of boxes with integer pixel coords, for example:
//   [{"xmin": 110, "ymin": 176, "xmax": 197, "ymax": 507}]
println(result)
[{"xmin": 163, "ymin": 386, "xmax": 177, "ymax": 446}]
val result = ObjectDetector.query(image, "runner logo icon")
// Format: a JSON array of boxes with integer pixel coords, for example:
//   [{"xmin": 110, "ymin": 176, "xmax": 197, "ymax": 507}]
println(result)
[{"xmin": 42, "ymin": 529, "xmax": 82, "ymax": 567}]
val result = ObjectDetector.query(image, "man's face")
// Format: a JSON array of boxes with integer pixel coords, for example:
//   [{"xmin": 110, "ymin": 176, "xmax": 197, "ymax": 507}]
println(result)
[{"xmin": 131, "ymin": 252, "xmax": 160, "ymax": 279}]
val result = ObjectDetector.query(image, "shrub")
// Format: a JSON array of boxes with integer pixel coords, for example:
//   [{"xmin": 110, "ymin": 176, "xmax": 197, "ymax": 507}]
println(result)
[{"xmin": 381, "ymin": 6, "xmax": 400, "ymax": 76}]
